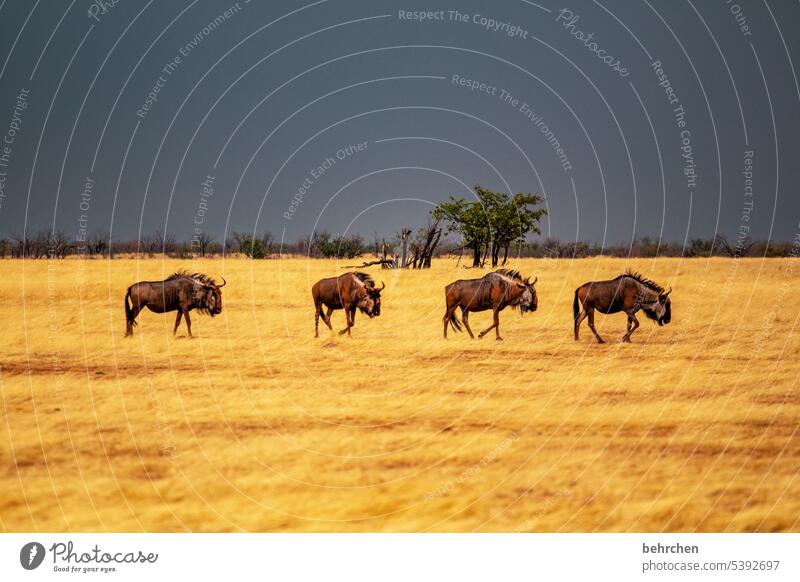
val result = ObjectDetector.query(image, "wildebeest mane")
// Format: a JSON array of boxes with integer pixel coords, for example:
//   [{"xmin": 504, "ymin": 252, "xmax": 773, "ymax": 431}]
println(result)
[
  {"xmin": 621, "ymin": 269, "xmax": 664, "ymax": 293},
  {"xmin": 491, "ymin": 268, "xmax": 524, "ymax": 282},
  {"xmin": 167, "ymin": 270, "xmax": 218, "ymax": 286},
  {"xmin": 351, "ymin": 272, "xmax": 374, "ymax": 286}
]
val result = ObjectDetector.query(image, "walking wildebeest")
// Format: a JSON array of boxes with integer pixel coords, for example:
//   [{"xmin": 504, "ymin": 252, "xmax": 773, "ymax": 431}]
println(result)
[
  {"xmin": 125, "ymin": 271, "xmax": 226, "ymax": 337},
  {"xmin": 312, "ymin": 272, "xmax": 384, "ymax": 337},
  {"xmin": 573, "ymin": 270, "xmax": 671, "ymax": 343},
  {"xmin": 443, "ymin": 269, "xmax": 538, "ymax": 340}
]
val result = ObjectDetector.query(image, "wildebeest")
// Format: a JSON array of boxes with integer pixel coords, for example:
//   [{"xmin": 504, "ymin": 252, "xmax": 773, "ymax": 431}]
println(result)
[
  {"xmin": 312, "ymin": 272, "xmax": 384, "ymax": 337},
  {"xmin": 125, "ymin": 271, "xmax": 226, "ymax": 337},
  {"xmin": 573, "ymin": 270, "xmax": 671, "ymax": 343},
  {"xmin": 443, "ymin": 269, "xmax": 538, "ymax": 340}
]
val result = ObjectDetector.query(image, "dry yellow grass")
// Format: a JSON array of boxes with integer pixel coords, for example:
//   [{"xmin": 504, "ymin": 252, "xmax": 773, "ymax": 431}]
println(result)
[{"xmin": 1, "ymin": 256, "xmax": 799, "ymax": 532}]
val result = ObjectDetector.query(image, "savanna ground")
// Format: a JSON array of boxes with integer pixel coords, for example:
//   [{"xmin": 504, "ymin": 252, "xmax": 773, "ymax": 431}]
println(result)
[{"xmin": 1, "ymin": 256, "xmax": 799, "ymax": 532}]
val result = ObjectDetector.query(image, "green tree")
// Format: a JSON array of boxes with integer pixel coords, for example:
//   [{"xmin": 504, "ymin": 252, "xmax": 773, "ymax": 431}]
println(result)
[
  {"xmin": 314, "ymin": 232, "xmax": 364, "ymax": 259},
  {"xmin": 241, "ymin": 238, "xmax": 266, "ymax": 259},
  {"xmin": 433, "ymin": 184, "xmax": 547, "ymax": 267}
]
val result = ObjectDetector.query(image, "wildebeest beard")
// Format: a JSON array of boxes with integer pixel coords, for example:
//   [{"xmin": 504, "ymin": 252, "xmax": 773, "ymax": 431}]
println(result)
[
  {"xmin": 195, "ymin": 286, "xmax": 222, "ymax": 316},
  {"xmin": 659, "ymin": 298, "xmax": 671, "ymax": 325},
  {"xmin": 358, "ymin": 287, "xmax": 382, "ymax": 317},
  {"xmin": 516, "ymin": 285, "xmax": 537, "ymax": 313},
  {"xmin": 504, "ymin": 283, "xmax": 537, "ymax": 314},
  {"xmin": 642, "ymin": 305, "xmax": 661, "ymax": 323},
  {"xmin": 642, "ymin": 297, "xmax": 671, "ymax": 326}
]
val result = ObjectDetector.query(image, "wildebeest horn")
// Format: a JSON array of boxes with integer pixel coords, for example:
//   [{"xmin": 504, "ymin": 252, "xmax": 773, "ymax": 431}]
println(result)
[
  {"xmin": 532, "ymin": 276, "xmax": 538, "ymax": 285},
  {"xmin": 377, "ymin": 281, "xmax": 385, "ymax": 291},
  {"xmin": 663, "ymin": 286, "xmax": 671, "ymax": 297},
  {"xmin": 218, "ymin": 276, "xmax": 226, "ymax": 288}
]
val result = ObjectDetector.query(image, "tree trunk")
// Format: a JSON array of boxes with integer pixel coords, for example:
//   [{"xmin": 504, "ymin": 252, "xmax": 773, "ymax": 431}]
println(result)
[
  {"xmin": 472, "ymin": 244, "xmax": 481, "ymax": 267},
  {"xmin": 381, "ymin": 240, "xmax": 390, "ymax": 269},
  {"xmin": 400, "ymin": 228, "xmax": 411, "ymax": 268},
  {"xmin": 491, "ymin": 242, "xmax": 500, "ymax": 267},
  {"xmin": 480, "ymin": 240, "xmax": 489, "ymax": 268},
  {"xmin": 422, "ymin": 230, "xmax": 441, "ymax": 268}
]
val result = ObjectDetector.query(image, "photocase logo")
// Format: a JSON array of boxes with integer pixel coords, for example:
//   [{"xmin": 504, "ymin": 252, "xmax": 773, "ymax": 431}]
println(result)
[{"xmin": 19, "ymin": 542, "xmax": 45, "ymax": 570}]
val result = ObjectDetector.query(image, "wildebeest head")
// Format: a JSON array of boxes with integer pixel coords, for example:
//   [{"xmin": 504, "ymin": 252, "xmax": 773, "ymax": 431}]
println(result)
[
  {"xmin": 643, "ymin": 287, "xmax": 672, "ymax": 325},
  {"xmin": 194, "ymin": 276, "xmax": 226, "ymax": 316},
  {"xmin": 358, "ymin": 280, "xmax": 384, "ymax": 318},
  {"xmin": 658, "ymin": 288, "xmax": 672, "ymax": 325},
  {"xmin": 517, "ymin": 275, "xmax": 538, "ymax": 313}
]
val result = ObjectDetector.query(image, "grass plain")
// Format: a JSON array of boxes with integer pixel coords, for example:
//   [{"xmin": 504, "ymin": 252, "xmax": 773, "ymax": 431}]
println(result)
[{"xmin": 1, "ymin": 256, "xmax": 799, "ymax": 532}]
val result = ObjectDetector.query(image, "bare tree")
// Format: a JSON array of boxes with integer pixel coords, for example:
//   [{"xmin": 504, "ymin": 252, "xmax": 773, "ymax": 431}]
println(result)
[
  {"xmin": 714, "ymin": 234, "xmax": 754, "ymax": 257},
  {"xmin": 413, "ymin": 219, "xmax": 442, "ymax": 268},
  {"xmin": 9, "ymin": 231, "xmax": 26, "ymax": 257},
  {"xmin": 153, "ymin": 230, "xmax": 176, "ymax": 255},
  {"xmin": 399, "ymin": 228, "xmax": 412, "ymax": 268},
  {"xmin": 49, "ymin": 230, "xmax": 71, "ymax": 258},
  {"xmin": 227, "ymin": 231, "xmax": 249, "ymax": 255},
  {"xmin": 88, "ymin": 230, "xmax": 110, "ymax": 257},
  {"xmin": 193, "ymin": 232, "xmax": 215, "ymax": 257},
  {"xmin": 260, "ymin": 231, "xmax": 275, "ymax": 257},
  {"xmin": 31, "ymin": 230, "xmax": 49, "ymax": 258}
]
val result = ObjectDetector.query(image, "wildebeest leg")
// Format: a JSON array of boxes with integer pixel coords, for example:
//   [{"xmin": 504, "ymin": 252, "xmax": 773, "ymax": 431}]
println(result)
[
  {"xmin": 574, "ymin": 310, "xmax": 587, "ymax": 341},
  {"xmin": 622, "ymin": 312, "xmax": 639, "ymax": 343},
  {"xmin": 587, "ymin": 309, "xmax": 604, "ymax": 343},
  {"xmin": 493, "ymin": 309, "xmax": 502, "ymax": 341},
  {"xmin": 339, "ymin": 306, "xmax": 354, "ymax": 336},
  {"xmin": 347, "ymin": 307, "xmax": 356, "ymax": 336},
  {"xmin": 442, "ymin": 304, "xmax": 457, "ymax": 338},
  {"xmin": 316, "ymin": 304, "xmax": 334, "ymax": 337},
  {"xmin": 174, "ymin": 310, "xmax": 183, "ymax": 335},
  {"xmin": 314, "ymin": 301, "xmax": 324, "ymax": 337},
  {"xmin": 461, "ymin": 307, "xmax": 475, "ymax": 339},
  {"xmin": 183, "ymin": 309, "xmax": 192, "ymax": 338},
  {"xmin": 478, "ymin": 308, "xmax": 502, "ymax": 340},
  {"xmin": 125, "ymin": 305, "xmax": 142, "ymax": 337}
]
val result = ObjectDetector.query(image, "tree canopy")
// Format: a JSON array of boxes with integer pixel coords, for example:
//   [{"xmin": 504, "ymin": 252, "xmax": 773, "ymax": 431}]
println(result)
[{"xmin": 432, "ymin": 184, "xmax": 547, "ymax": 266}]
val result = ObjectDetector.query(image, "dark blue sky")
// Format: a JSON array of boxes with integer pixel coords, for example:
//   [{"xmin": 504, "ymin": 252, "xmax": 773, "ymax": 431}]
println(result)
[{"xmin": 0, "ymin": 0, "xmax": 798, "ymax": 247}]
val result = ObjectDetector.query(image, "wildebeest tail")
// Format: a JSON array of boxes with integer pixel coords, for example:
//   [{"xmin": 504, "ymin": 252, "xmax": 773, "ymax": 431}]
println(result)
[
  {"xmin": 125, "ymin": 287, "xmax": 137, "ymax": 327},
  {"xmin": 448, "ymin": 311, "xmax": 462, "ymax": 333},
  {"xmin": 573, "ymin": 287, "xmax": 580, "ymax": 322}
]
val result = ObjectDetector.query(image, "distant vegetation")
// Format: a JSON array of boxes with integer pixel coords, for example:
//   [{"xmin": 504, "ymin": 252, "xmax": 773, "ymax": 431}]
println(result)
[
  {"xmin": 312, "ymin": 232, "xmax": 365, "ymax": 259},
  {"xmin": 2, "ymin": 181, "xmax": 797, "ymax": 261},
  {"xmin": 3, "ymin": 228, "xmax": 795, "ymax": 260}
]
